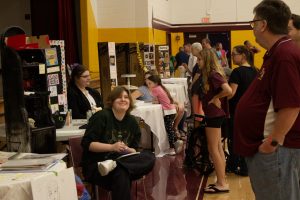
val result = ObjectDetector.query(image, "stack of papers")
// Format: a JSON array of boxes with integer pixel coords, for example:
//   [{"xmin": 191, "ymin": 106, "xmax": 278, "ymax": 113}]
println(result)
[
  {"xmin": 0, "ymin": 152, "xmax": 67, "ymax": 171},
  {"xmin": 1, "ymin": 157, "xmax": 56, "ymax": 170}
]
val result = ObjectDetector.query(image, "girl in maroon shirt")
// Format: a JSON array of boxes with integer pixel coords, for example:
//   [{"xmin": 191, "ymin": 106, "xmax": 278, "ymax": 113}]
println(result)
[{"xmin": 196, "ymin": 49, "xmax": 232, "ymax": 193}]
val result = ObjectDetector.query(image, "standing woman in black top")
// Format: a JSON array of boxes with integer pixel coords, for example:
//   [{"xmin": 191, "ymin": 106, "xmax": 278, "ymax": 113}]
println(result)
[
  {"xmin": 67, "ymin": 64, "xmax": 103, "ymax": 119},
  {"xmin": 227, "ymin": 45, "xmax": 258, "ymax": 175}
]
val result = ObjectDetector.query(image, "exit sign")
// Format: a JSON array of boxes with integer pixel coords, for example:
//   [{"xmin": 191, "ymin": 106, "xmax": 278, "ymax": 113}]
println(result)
[{"xmin": 201, "ymin": 17, "xmax": 210, "ymax": 23}]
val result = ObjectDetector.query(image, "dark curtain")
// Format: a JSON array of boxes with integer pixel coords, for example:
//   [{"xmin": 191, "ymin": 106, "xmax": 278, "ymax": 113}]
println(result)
[
  {"xmin": 57, "ymin": 0, "xmax": 79, "ymax": 65},
  {"xmin": 31, "ymin": 0, "xmax": 80, "ymax": 65},
  {"xmin": 31, "ymin": 0, "xmax": 59, "ymax": 39}
]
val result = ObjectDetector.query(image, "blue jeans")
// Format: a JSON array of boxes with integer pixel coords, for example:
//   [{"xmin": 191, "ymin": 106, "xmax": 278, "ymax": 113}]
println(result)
[{"xmin": 245, "ymin": 147, "xmax": 300, "ymax": 200}]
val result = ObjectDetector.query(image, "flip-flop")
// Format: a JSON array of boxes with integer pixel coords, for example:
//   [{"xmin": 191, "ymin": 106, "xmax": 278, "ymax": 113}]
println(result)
[
  {"xmin": 208, "ymin": 183, "xmax": 216, "ymax": 187},
  {"xmin": 204, "ymin": 185, "xmax": 230, "ymax": 194}
]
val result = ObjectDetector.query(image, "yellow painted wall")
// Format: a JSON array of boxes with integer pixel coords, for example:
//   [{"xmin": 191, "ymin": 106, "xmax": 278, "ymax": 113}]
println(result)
[
  {"xmin": 98, "ymin": 28, "xmax": 166, "ymax": 44},
  {"xmin": 170, "ymin": 32, "xmax": 184, "ymax": 56},
  {"xmin": 80, "ymin": 0, "xmax": 99, "ymax": 79},
  {"xmin": 231, "ymin": 30, "xmax": 265, "ymax": 69}
]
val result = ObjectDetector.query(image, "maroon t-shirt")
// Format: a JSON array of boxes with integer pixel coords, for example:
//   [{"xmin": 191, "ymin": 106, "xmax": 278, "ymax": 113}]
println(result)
[
  {"xmin": 202, "ymin": 71, "xmax": 228, "ymax": 118},
  {"xmin": 234, "ymin": 37, "xmax": 300, "ymax": 157}
]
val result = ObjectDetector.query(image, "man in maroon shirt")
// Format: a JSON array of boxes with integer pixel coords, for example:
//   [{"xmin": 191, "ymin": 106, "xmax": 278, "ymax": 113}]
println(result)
[{"xmin": 234, "ymin": 1, "xmax": 300, "ymax": 200}]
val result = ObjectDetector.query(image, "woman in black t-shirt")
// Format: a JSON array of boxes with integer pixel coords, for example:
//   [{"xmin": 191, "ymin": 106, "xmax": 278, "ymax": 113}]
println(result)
[{"xmin": 227, "ymin": 45, "xmax": 258, "ymax": 176}]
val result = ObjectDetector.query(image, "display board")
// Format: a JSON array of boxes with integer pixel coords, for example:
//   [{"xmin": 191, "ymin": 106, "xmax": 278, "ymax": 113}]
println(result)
[{"xmin": 48, "ymin": 40, "xmax": 68, "ymax": 113}]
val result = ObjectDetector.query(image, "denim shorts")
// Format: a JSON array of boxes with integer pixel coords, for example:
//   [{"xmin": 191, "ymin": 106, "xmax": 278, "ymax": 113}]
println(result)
[{"xmin": 245, "ymin": 147, "xmax": 300, "ymax": 200}]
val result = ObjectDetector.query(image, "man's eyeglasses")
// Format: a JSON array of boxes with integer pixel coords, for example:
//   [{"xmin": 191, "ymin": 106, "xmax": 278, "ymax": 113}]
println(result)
[{"xmin": 249, "ymin": 19, "xmax": 264, "ymax": 28}]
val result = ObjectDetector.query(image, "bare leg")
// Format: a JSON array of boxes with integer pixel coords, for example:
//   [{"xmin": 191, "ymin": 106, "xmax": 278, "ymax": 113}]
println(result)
[
  {"xmin": 173, "ymin": 103, "xmax": 185, "ymax": 136},
  {"xmin": 205, "ymin": 127, "xmax": 228, "ymax": 188}
]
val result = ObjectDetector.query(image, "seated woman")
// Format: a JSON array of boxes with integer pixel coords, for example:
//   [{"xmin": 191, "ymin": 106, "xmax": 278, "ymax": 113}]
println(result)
[
  {"xmin": 81, "ymin": 86, "xmax": 155, "ymax": 200},
  {"xmin": 67, "ymin": 64, "xmax": 103, "ymax": 119},
  {"xmin": 131, "ymin": 71, "xmax": 185, "ymax": 139}
]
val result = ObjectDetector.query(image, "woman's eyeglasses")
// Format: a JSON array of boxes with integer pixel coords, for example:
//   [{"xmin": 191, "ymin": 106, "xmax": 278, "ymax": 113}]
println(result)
[{"xmin": 80, "ymin": 75, "xmax": 90, "ymax": 78}]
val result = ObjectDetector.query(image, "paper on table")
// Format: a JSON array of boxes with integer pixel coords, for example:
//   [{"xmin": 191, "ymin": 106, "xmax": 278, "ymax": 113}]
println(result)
[
  {"xmin": 21, "ymin": 153, "xmax": 67, "ymax": 160},
  {"xmin": 117, "ymin": 152, "xmax": 140, "ymax": 160},
  {"xmin": 134, "ymin": 100, "xmax": 145, "ymax": 106},
  {"xmin": 31, "ymin": 167, "xmax": 77, "ymax": 200},
  {"xmin": 0, "ymin": 157, "xmax": 56, "ymax": 168}
]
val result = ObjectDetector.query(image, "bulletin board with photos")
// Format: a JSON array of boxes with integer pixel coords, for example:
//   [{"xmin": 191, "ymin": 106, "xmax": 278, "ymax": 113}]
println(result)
[
  {"xmin": 156, "ymin": 45, "xmax": 171, "ymax": 77},
  {"xmin": 143, "ymin": 44, "xmax": 156, "ymax": 71},
  {"xmin": 47, "ymin": 40, "xmax": 68, "ymax": 114}
]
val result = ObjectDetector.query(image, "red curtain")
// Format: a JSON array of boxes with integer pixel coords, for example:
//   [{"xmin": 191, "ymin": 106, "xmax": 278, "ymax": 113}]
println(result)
[{"xmin": 57, "ymin": 0, "xmax": 79, "ymax": 65}]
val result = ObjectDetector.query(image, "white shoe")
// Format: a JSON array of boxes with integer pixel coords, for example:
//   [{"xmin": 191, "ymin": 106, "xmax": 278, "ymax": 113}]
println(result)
[
  {"xmin": 165, "ymin": 148, "xmax": 176, "ymax": 156},
  {"xmin": 174, "ymin": 140, "xmax": 184, "ymax": 154},
  {"xmin": 98, "ymin": 160, "xmax": 117, "ymax": 176}
]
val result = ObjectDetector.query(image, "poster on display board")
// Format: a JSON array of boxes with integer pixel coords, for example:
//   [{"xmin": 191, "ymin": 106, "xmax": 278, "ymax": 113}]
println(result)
[
  {"xmin": 158, "ymin": 45, "xmax": 171, "ymax": 78},
  {"xmin": 108, "ymin": 42, "xmax": 118, "ymax": 90},
  {"xmin": 48, "ymin": 40, "xmax": 68, "ymax": 113},
  {"xmin": 143, "ymin": 44, "xmax": 155, "ymax": 71}
]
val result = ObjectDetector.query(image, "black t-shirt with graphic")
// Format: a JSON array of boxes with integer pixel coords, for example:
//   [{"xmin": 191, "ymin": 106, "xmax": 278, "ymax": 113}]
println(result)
[{"xmin": 81, "ymin": 108, "xmax": 141, "ymax": 166}]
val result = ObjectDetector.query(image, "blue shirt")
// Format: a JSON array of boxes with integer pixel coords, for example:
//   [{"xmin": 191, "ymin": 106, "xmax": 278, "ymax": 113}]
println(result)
[{"xmin": 137, "ymin": 85, "xmax": 153, "ymax": 102}]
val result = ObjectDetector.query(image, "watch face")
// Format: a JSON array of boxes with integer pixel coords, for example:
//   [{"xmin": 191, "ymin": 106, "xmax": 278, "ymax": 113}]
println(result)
[{"xmin": 271, "ymin": 140, "xmax": 278, "ymax": 147}]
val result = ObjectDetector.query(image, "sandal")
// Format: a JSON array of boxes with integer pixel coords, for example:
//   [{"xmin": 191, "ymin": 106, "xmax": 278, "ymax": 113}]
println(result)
[{"xmin": 204, "ymin": 185, "xmax": 229, "ymax": 194}]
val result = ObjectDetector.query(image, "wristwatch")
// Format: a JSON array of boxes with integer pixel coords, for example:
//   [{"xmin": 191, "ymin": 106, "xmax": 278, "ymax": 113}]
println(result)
[{"xmin": 270, "ymin": 139, "xmax": 279, "ymax": 147}]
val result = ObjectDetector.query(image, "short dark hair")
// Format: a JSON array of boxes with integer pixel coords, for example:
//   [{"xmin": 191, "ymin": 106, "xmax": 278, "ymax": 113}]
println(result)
[
  {"xmin": 291, "ymin": 14, "xmax": 300, "ymax": 30},
  {"xmin": 106, "ymin": 86, "xmax": 135, "ymax": 113},
  {"xmin": 254, "ymin": 0, "xmax": 291, "ymax": 34},
  {"xmin": 70, "ymin": 64, "xmax": 88, "ymax": 85},
  {"xmin": 243, "ymin": 40, "xmax": 250, "ymax": 46},
  {"xmin": 202, "ymin": 38, "xmax": 211, "ymax": 44}
]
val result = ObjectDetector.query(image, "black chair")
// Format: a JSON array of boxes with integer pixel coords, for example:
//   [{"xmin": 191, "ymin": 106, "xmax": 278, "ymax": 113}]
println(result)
[{"xmin": 31, "ymin": 126, "xmax": 56, "ymax": 153}]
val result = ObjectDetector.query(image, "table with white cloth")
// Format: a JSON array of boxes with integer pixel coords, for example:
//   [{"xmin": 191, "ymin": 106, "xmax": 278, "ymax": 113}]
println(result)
[
  {"xmin": 163, "ymin": 83, "xmax": 187, "ymax": 104},
  {"xmin": 0, "ymin": 154, "xmax": 77, "ymax": 200},
  {"xmin": 161, "ymin": 78, "xmax": 188, "ymax": 95},
  {"xmin": 162, "ymin": 77, "xmax": 191, "ymax": 116},
  {"xmin": 0, "ymin": 119, "xmax": 86, "ymax": 142},
  {"xmin": 131, "ymin": 102, "xmax": 170, "ymax": 157}
]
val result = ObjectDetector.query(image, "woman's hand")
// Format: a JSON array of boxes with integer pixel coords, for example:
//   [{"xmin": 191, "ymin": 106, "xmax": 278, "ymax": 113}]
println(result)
[
  {"xmin": 152, "ymin": 97, "xmax": 159, "ymax": 104},
  {"xmin": 92, "ymin": 106, "xmax": 102, "ymax": 113},
  {"xmin": 208, "ymin": 97, "xmax": 221, "ymax": 108},
  {"xmin": 111, "ymin": 141, "xmax": 128, "ymax": 153}
]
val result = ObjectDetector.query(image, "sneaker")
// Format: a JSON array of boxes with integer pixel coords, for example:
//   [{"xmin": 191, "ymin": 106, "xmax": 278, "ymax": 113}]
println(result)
[
  {"xmin": 165, "ymin": 148, "xmax": 176, "ymax": 156},
  {"xmin": 174, "ymin": 140, "xmax": 184, "ymax": 154},
  {"xmin": 97, "ymin": 160, "xmax": 117, "ymax": 176}
]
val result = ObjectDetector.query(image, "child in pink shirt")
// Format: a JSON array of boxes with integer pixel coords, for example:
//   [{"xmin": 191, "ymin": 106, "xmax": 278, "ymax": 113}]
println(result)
[{"xmin": 146, "ymin": 75, "xmax": 183, "ymax": 155}]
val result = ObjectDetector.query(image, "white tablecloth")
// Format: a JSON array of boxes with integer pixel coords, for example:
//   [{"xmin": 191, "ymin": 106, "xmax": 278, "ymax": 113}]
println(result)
[
  {"xmin": 131, "ymin": 103, "xmax": 169, "ymax": 157},
  {"xmin": 163, "ymin": 83, "xmax": 187, "ymax": 104},
  {"xmin": 162, "ymin": 77, "xmax": 191, "ymax": 116},
  {"xmin": 0, "ymin": 160, "xmax": 77, "ymax": 200},
  {"xmin": 0, "ymin": 119, "xmax": 86, "ymax": 142},
  {"xmin": 161, "ymin": 78, "xmax": 188, "ymax": 94}
]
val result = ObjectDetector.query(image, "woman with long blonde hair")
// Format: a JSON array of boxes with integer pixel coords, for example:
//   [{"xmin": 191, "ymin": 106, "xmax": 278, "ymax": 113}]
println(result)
[{"xmin": 196, "ymin": 49, "xmax": 232, "ymax": 194}]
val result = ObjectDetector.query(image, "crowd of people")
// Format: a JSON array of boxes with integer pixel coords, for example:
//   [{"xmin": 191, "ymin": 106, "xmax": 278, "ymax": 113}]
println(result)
[{"xmin": 65, "ymin": 1, "xmax": 300, "ymax": 199}]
